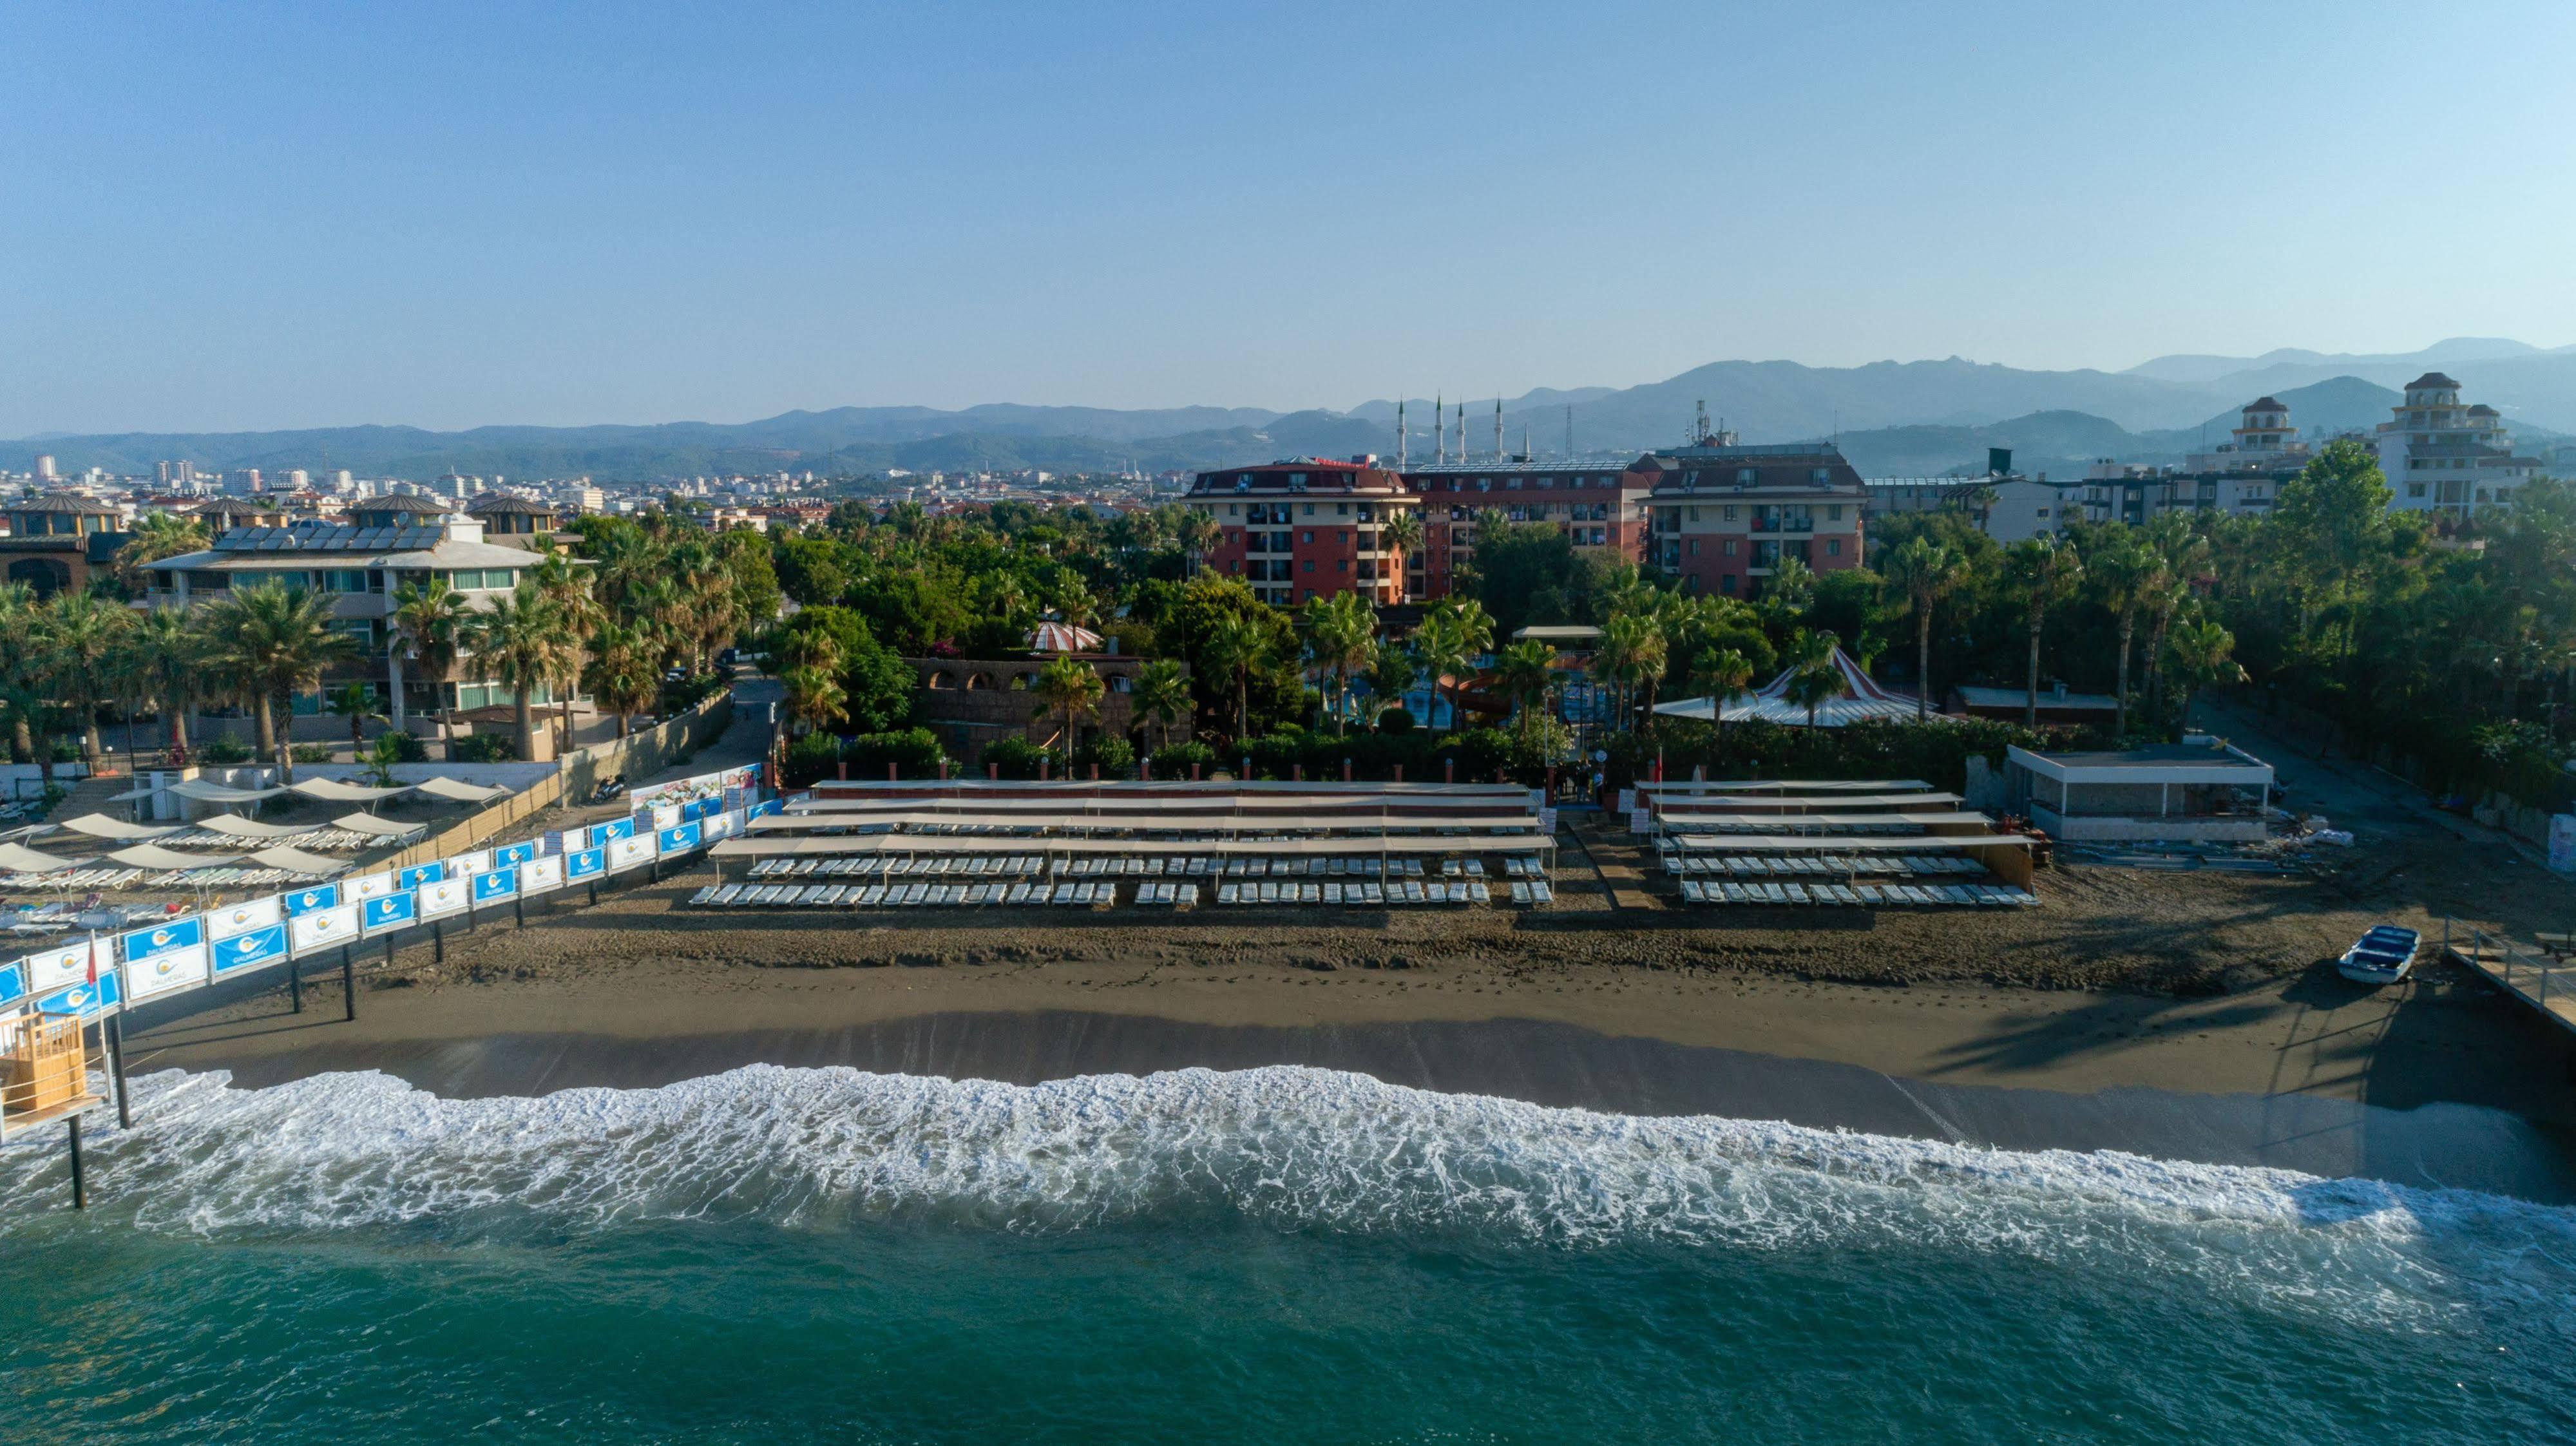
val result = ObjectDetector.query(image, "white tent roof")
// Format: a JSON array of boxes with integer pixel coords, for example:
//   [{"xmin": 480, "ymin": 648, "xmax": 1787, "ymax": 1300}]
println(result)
[
  {"xmin": 333, "ymin": 812, "xmax": 425, "ymax": 839},
  {"xmin": 194, "ymin": 812, "xmax": 321, "ymax": 840},
  {"xmin": 169, "ymin": 778, "xmax": 292, "ymax": 804},
  {"xmin": 48, "ymin": 813, "xmax": 181, "ymax": 841},
  {"xmin": 106, "ymin": 843, "xmax": 247, "ymax": 870},
  {"xmin": 1653, "ymin": 648, "xmax": 1937, "ymax": 728},
  {"xmin": 414, "ymin": 777, "xmax": 508, "ymax": 803},
  {"xmin": 246, "ymin": 846, "xmax": 348, "ymax": 877},
  {"xmin": 289, "ymin": 777, "xmax": 417, "ymax": 803},
  {"xmin": 0, "ymin": 842, "xmax": 90, "ymax": 874}
]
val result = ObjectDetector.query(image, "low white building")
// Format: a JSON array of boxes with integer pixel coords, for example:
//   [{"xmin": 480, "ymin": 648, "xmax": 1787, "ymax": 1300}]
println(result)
[{"xmin": 2005, "ymin": 741, "xmax": 2274, "ymax": 844}]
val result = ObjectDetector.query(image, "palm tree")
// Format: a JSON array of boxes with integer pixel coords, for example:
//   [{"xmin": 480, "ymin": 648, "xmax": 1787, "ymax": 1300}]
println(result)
[
  {"xmin": 324, "ymin": 681, "xmax": 384, "ymax": 751},
  {"xmin": 36, "ymin": 589, "xmax": 136, "ymax": 765},
  {"xmin": 1592, "ymin": 611, "xmax": 1665, "ymax": 733},
  {"xmin": 2086, "ymin": 528, "xmax": 2164, "ymax": 739},
  {"xmin": 1494, "ymin": 638, "xmax": 1557, "ymax": 747},
  {"xmin": 2003, "ymin": 535, "xmax": 2083, "ymax": 728},
  {"xmin": 2162, "ymin": 613, "xmax": 2244, "ymax": 730},
  {"xmin": 781, "ymin": 665, "xmax": 848, "ymax": 738},
  {"xmin": 1175, "ymin": 508, "xmax": 1222, "ymax": 569},
  {"xmin": 1132, "ymin": 658, "xmax": 1190, "ymax": 751},
  {"xmin": 1693, "ymin": 646, "xmax": 1757, "ymax": 750},
  {"xmin": 581, "ymin": 620, "xmax": 663, "ymax": 738},
  {"xmin": 112, "ymin": 511, "xmax": 208, "ymax": 593},
  {"xmin": 197, "ymin": 580, "xmax": 357, "ymax": 780},
  {"xmin": 1879, "ymin": 536, "xmax": 1965, "ymax": 722},
  {"xmin": 131, "ymin": 605, "xmax": 201, "ymax": 754},
  {"xmin": 1364, "ymin": 645, "xmax": 1418, "ymax": 727},
  {"xmin": 1409, "ymin": 612, "xmax": 1471, "ymax": 735},
  {"xmin": 2139, "ymin": 517, "xmax": 2212, "ymax": 721},
  {"xmin": 0, "ymin": 582, "xmax": 41, "ymax": 762},
  {"xmin": 1299, "ymin": 591, "xmax": 1376, "ymax": 734},
  {"xmin": 467, "ymin": 584, "xmax": 566, "ymax": 762},
  {"xmin": 1033, "ymin": 655, "xmax": 1105, "ymax": 766},
  {"xmin": 529, "ymin": 551, "xmax": 602, "ymax": 747},
  {"xmin": 392, "ymin": 578, "xmax": 472, "ymax": 756},
  {"xmin": 1380, "ymin": 509, "xmax": 1426, "ymax": 597},
  {"xmin": 1785, "ymin": 635, "xmax": 1844, "ymax": 728},
  {"xmin": 1203, "ymin": 612, "xmax": 1268, "ymax": 744}
]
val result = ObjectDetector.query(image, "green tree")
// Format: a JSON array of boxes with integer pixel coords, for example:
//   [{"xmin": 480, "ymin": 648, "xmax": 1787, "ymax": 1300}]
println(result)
[
  {"xmin": 582, "ymin": 621, "xmax": 665, "ymax": 739},
  {"xmin": 1784, "ymin": 633, "xmax": 1844, "ymax": 728},
  {"xmin": 1033, "ymin": 655, "xmax": 1106, "ymax": 766},
  {"xmin": 2083, "ymin": 528, "xmax": 2163, "ymax": 739},
  {"xmin": 2003, "ymin": 535, "xmax": 2084, "ymax": 728},
  {"xmin": 1878, "ymin": 535, "xmax": 1966, "ymax": 722},
  {"xmin": 1298, "ymin": 591, "xmax": 1377, "ymax": 734},
  {"xmin": 467, "ymin": 583, "xmax": 567, "ymax": 762},
  {"xmin": 37, "ymin": 589, "xmax": 138, "ymax": 764},
  {"xmin": 196, "ymin": 580, "xmax": 358, "ymax": 780},
  {"xmin": 112, "ymin": 511, "xmax": 208, "ymax": 594},
  {"xmin": 1132, "ymin": 658, "xmax": 1190, "ymax": 751},
  {"xmin": 1692, "ymin": 645, "xmax": 1757, "ymax": 748},
  {"xmin": 1203, "ymin": 611, "xmax": 1270, "ymax": 744},
  {"xmin": 393, "ymin": 578, "xmax": 473, "ymax": 756},
  {"xmin": 324, "ymin": 681, "xmax": 384, "ymax": 750},
  {"xmin": 1493, "ymin": 638, "xmax": 1558, "ymax": 747}
]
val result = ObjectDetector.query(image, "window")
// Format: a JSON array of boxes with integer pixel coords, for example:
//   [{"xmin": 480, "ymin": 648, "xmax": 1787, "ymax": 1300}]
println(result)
[
  {"xmin": 1337, "ymin": 502, "xmax": 1350, "ymax": 516},
  {"xmin": 1826, "ymin": 538, "xmax": 1842, "ymax": 557},
  {"xmin": 1337, "ymin": 559, "xmax": 1349, "ymax": 573},
  {"xmin": 2036, "ymin": 508, "xmax": 2050, "ymax": 518},
  {"xmin": 1227, "ymin": 558, "xmax": 1239, "ymax": 572},
  {"xmin": 1687, "ymin": 507, "xmax": 1700, "ymax": 522},
  {"xmin": 1301, "ymin": 502, "xmax": 1316, "ymax": 516},
  {"xmin": 1721, "ymin": 575, "xmax": 1737, "ymax": 594},
  {"xmin": 1737, "ymin": 468, "xmax": 1757, "ymax": 485},
  {"xmin": 1302, "ymin": 560, "xmax": 1315, "ymax": 573},
  {"xmin": 1722, "ymin": 505, "xmax": 1737, "ymax": 521},
  {"xmin": 1827, "ymin": 504, "xmax": 1843, "ymax": 521},
  {"xmin": 1686, "ymin": 539, "xmax": 1699, "ymax": 557},
  {"xmin": 1722, "ymin": 538, "xmax": 1738, "ymax": 557},
  {"xmin": 1336, "ymin": 530, "xmax": 1348, "ymax": 544},
  {"xmin": 1301, "ymin": 530, "xmax": 1314, "ymax": 544}
]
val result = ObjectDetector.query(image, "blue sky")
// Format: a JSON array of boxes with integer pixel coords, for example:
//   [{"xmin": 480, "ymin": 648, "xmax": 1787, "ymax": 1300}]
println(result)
[{"xmin": 5, "ymin": 0, "xmax": 2573, "ymax": 434}]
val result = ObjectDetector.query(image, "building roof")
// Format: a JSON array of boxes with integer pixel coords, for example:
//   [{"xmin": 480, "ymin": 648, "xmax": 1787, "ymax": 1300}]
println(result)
[
  {"xmin": 1653, "ymin": 647, "xmax": 1932, "ymax": 728},
  {"xmin": 2407, "ymin": 372, "xmax": 2462, "ymax": 390},
  {"xmin": 2468, "ymin": 404, "xmax": 2501, "ymax": 416},
  {"xmin": 1951, "ymin": 685, "xmax": 2116, "ymax": 712},
  {"xmin": 2242, "ymin": 396, "xmax": 2286, "ymax": 413},
  {"xmin": 466, "ymin": 494, "xmax": 560, "ymax": 515},
  {"xmin": 1512, "ymin": 625, "xmax": 1601, "ymax": 643},
  {"xmin": 10, "ymin": 491, "xmax": 122, "ymax": 515},
  {"xmin": 354, "ymin": 493, "xmax": 455, "ymax": 513},
  {"xmin": 151, "ymin": 524, "xmax": 543, "ymax": 572}
]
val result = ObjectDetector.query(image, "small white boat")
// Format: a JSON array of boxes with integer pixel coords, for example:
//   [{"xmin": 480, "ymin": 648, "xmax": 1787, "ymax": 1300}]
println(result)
[{"xmin": 2337, "ymin": 925, "xmax": 2421, "ymax": 985}]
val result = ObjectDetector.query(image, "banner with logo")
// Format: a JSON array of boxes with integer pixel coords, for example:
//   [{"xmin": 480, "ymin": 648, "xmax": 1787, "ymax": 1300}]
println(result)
[
  {"xmin": 206, "ymin": 895, "xmax": 284, "ymax": 941},
  {"xmin": 283, "ymin": 882, "xmax": 342, "ymax": 917},
  {"xmin": 586, "ymin": 816, "xmax": 636, "ymax": 849},
  {"xmin": 211, "ymin": 924, "xmax": 291, "ymax": 979},
  {"xmin": 520, "ymin": 856, "xmax": 564, "ymax": 894},
  {"xmin": 749, "ymin": 798, "xmax": 785, "ymax": 821},
  {"xmin": 564, "ymin": 846, "xmax": 607, "ymax": 880},
  {"xmin": 490, "ymin": 840, "xmax": 539, "ymax": 869},
  {"xmin": 37, "ymin": 971, "xmax": 121, "ymax": 1020},
  {"xmin": 448, "ymin": 848, "xmax": 491, "ymax": 879},
  {"xmin": 418, "ymin": 877, "xmax": 470, "ymax": 918},
  {"xmin": 124, "ymin": 941, "xmax": 211, "ymax": 1002},
  {"xmin": 656, "ymin": 821, "xmax": 701, "ymax": 856},
  {"xmin": 346, "ymin": 870, "xmax": 396, "ymax": 902},
  {"xmin": 398, "ymin": 862, "xmax": 444, "ymax": 890},
  {"xmin": 472, "ymin": 868, "xmax": 518, "ymax": 904},
  {"xmin": 0, "ymin": 960, "xmax": 22, "ymax": 1009},
  {"xmin": 289, "ymin": 902, "xmax": 361, "ymax": 955},
  {"xmin": 122, "ymin": 915, "xmax": 205, "ymax": 966},
  {"xmin": 649, "ymin": 803, "xmax": 682, "ymax": 832},
  {"xmin": 362, "ymin": 891, "xmax": 417, "ymax": 937},
  {"xmin": 606, "ymin": 834, "xmax": 657, "ymax": 873},
  {"xmin": 22, "ymin": 940, "xmax": 105, "ymax": 994},
  {"xmin": 700, "ymin": 810, "xmax": 741, "ymax": 844}
]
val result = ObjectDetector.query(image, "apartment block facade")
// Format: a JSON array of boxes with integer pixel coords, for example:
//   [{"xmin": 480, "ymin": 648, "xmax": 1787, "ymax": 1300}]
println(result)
[
  {"xmin": 1644, "ymin": 443, "xmax": 1869, "ymax": 596},
  {"xmin": 1396, "ymin": 459, "xmax": 1657, "ymax": 598},
  {"xmin": 1184, "ymin": 458, "xmax": 1418, "ymax": 607}
]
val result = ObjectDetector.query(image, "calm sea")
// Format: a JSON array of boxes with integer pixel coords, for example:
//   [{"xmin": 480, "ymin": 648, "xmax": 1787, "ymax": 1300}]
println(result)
[{"xmin": 2, "ymin": 1065, "xmax": 2570, "ymax": 1443}]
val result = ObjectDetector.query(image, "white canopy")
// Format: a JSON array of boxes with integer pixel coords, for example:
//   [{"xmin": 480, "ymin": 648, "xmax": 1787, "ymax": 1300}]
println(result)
[
  {"xmin": 246, "ymin": 846, "xmax": 348, "ymax": 877},
  {"xmin": 194, "ymin": 813, "xmax": 321, "ymax": 841},
  {"xmin": 0, "ymin": 842, "xmax": 90, "ymax": 875},
  {"xmin": 48, "ymin": 813, "xmax": 180, "ymax": 841},
  {"xmin": 289, "ymin": 777, "xmax": 417, "ymax": 803},
  {"xmin": 332, "ymin": 812, "xmax": 425, "ymax": 839},
  {"xmin": 414, "ymin": 777, "xmax": 508, "ymax": 803},
  {"xmin": 1653, "ymin": 648, "xmax": 1938, "ymax": 728},
  {"xmin": 107, "ymin": 843, "xmax": 247, "ymax": 870},
  {"xmin": 169, "ymin": 778, "xmax": 292, "ymax": 804}
]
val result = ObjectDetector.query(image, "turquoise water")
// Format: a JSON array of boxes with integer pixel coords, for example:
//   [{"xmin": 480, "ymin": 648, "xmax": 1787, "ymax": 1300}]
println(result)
[{"xmin": 3, "ymin": 1065, "xmax": 2572, "ymax": 1443}]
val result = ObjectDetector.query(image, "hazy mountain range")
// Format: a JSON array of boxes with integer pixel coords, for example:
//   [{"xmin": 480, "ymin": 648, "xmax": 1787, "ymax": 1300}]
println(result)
[{"xmin": 6, "ymin": 339, "xmax": 2570, "ymax": 485}]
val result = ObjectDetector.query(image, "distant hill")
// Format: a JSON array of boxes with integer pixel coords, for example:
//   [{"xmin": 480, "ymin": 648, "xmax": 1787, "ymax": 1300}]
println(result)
[{"xmin": 2123, "ymin": 338, "xmax": 2576, "ymax": 432}]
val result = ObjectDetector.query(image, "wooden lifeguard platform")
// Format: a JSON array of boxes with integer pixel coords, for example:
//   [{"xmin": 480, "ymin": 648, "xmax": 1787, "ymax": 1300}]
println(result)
[
  {"xmin": 3, "ymin": 1009, "xmax": 109, "ymax": 1208},
  {"xmin": 2446, "ymin": 929, "xmax": 2576, "ymax": 1039}
]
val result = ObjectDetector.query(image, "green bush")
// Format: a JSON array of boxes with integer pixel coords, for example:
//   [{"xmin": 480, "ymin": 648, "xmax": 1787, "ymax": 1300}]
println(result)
[
  {"xmin": 979, "ymin": 736, "xmax": 1049, "ymax": 780},
  {"xmin": 841, "ymin": 727, "xmax": 951, "ymax": 780},
  {"xmin": 1072, "ymin": 735, "xmax": 1135, "ymax": 779},
  {"xmin": 448, "ymin": 734, "xmax": 517, "ymax": 763},
  {"xmin": 199, "ymin": 737, "xmax": 253, "ymax": 765},
  {"xmin": 1149, "ymin": 741, "xmax": 1216, "ymax": 778},
  {"xmin": 290, "ymin": 743, "xmax": 334, "ymax": 763},
  {"xmin": 372, "ymin": 730, "xmax": 429, "ymax": 764},
  {"xmin": 1377, "ymin": 707, "xmax": 1415, "ymax": 734},
  {"xmin": 48, "ymin": 739, "xmax": 80, "ymax": 763},
  {"xmin": 780, "ymin": 732, "xmax": 843, "ymax": 787}
]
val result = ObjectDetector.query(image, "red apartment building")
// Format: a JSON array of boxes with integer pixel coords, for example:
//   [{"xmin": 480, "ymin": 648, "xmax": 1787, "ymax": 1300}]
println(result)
[
  {"xmin": 1645, "ymin": 442, "xmax": 1869, "ymax": 596},
  {"xmin": 1395, "ymin": 459, "xmax": 1659, "ymax": 598},
  {"xmin": 1185, "ymin": 458, "xmax": 1417, "ymax": 606}
]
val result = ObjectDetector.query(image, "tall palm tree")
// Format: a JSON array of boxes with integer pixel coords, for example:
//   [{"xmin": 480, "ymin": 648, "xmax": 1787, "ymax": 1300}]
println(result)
[
  {"xmin": 1379, "ymin": 509, "xmax": 1426, "ymax": 597},
  {"xmin": 131, "ymin": 604, "xmax": 202, "ymax": 754},
  {"xmin": 1033, "ymin": 655, "xmax": 1105, "ymax": 766},
  {"xmin": 2163, "ymin": 613, "xmax": 2244, "ymax": 730},
  {"xmin": 112, "ymin": 511, "xmax": 209, "ymax": 593},
  {"xmin": 1298, "ymin": 591, "xmax": 1376, "ymax": 734},
  {"xmin": 392, "ymin": 578, "xmax": 472, "ymax": 756},
  {"xmin": 1785, "ymin": 634, "xmax": 1844, "ymax": 728},
  {"xmin": 581, "ymin": 620, "xmax": 664, "ymax": 738},
  {"xmin": 1203, "ymin": 612, "xmax": 1268, "ymax": 744},
  {"xmin": 1174, "ymin": 508, "xmax": 1222, "ymax": 570},
  {"xmin": 1879, "ymin": 536, "xmax": 1965, "ymax": 723},
  {"xmin": 1132, "ymin": 658, "xmax": 1190, "ymax": 751},
  {"xmin": 1494, "ymin": 638, "xmax": 1557, "ymax": 747},
  {"xmin": 1409, "ymin": 612, "xmax": 1470, "ymax": 735},
  {"xmin": 2003, "ymin": 535, "xmax": 2084, "ymax": 728},
  {"xmin": 529, "ymin": 551, "xmax": 602, "ymax": 747},
  {"xmin": 1592, "ymin": 611, "xmax": 1665, "ymax": 734},
  {"xmin": 37, "ymin": 589, "xmax": 136, "ymax": 764},
  {"xmin": 0, "ymin": 582, "xmax": 42, "ymax": 761},
  {"xmin": 1365, "ymin": 645, "xmax": 1418, "ymax": 727},
  {"xmin": 468, "ymin": 584, "xmax": 567, "ymax": 762},
  {"xmin": 780, "ymin": 665, "xmax": 848, "ymax": 738},
  {"xmin": 196, "ymin": 580, "xmax": 357, "ymax": 780},
  {"xmin": 324, "ymin": 680, "xmax": 384, "ymax": 750},
  {"xmin": 1693, "ymin": 646, "xmax": 1756, "ymax": 750},
  {"xmin": 2139, "ymin": 518, "xmax": 2213, "ymax": 721},
  {"xmin": 2085, "ymin": 528, "xmax": 2164, "ymax": 739}
]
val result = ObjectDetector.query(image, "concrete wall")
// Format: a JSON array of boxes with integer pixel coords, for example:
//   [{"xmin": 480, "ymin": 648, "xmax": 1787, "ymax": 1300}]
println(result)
[{"xmin": 2032, "ymin": 803, "xmax": 2266, "ymax": 844}]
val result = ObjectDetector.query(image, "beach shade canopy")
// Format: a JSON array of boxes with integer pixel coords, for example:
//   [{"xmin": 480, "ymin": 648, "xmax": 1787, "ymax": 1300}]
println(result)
[
  {"xmin": 48, "ymin": 812, "xmax": 181, "ymax": 842},
  {"xmin": 105, "ymin": 843, "xmax": 245, "ymax": 870},
  {"xmin": 246, "ymin": 846, "xmax": 348, "ymax": 877},
  {"xmin": 289, "ymin": 777, "xmax": 417, "ymax": 803},
  {"xmin": 413, "ymin": 777, "xmax": 508, "ymax": 804},
  {"xmin": 1652, "ymin": 647, "xmax": 1936, "ymax": 728},
  {"xmin": 1028, "ymin": 622, "xmax": 1103, "ymax": 654},
  {"xmin": 193, "ymin": 812, "xmax": 321, "ymax": 841},
  {"xmin": 332, "ymin": 812, "xmax": 425, "ymax": 839},
  {"xmin": 169, "ymin": 777, "xmax": 292, "ymax": 804},
  {"xmin": 0, "ymin": 841, "xmax": 91, "ymax": 875}
]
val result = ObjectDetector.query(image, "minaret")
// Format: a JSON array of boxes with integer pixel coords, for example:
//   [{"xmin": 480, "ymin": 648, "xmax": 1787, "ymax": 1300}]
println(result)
[
  {"xmin": 1397, "ymin": 397, "xmax": 1407, "ymax": 469},
  {"xmin": 1494, "ymin": 397, "xmax": 1503, "ymax": 462},
  {"xmin": 1435, "ymin": 394, "xmax": 1445, "ymax": 465}
]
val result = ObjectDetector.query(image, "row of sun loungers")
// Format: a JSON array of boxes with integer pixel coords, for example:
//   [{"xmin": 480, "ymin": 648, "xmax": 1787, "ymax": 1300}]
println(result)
[
  {"xmin": 144, "ymin": 866, "xmax": 329, "ymax": 889},
  {"xmin": 747, "ymin": 855, "xmax": 1049, "ymax": 879},
  {"xmin": 151, "ymin": 827, "xmax": 391, "ymax": 852},
  {"xmin": 1500, "ymin": 856, "xmax": 1545, "ymax": 879},
  {"xmin": 1507, "ymin": 880, "xmax": 1555, "ymax": 904},
  {"xmin": 3, "ymin": 867, "xmax": 144, "ymax": 891},
  {"xmin": 743, "ymin": 854, "xmax": 1453, "ymax": 880},
  {"xmin": 691, "ymin": 880, "xmax": 1138, "ymax": 909},
  {"xmin": 1660, "ymin": 853, "xmax": 1989, "ymax": 879},
  {"xmin": 1677, "ymin": 880, "xmax": 2036, "ymax": 907},
  {"xmin": 1219, "ymin": 880, "xmax": 1494, "ymax": 905}
]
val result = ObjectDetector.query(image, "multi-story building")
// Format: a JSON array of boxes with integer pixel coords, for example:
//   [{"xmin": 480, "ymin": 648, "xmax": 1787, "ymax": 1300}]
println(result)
[
  {"xmin": 1183, "ymin": 457, "xmax": 1417, "ymax": 607},
  {"xmin": 1862, "ymin": 474, "xmax": 2090, "ymax": 544},
  {"xmin": 2185, "ymin": 396, "xmax": 2311, "ymax": 474},
  {"xmin": 1395, "ymin": 459, "xmax": 1657, "ymax": 598},
  {"xmin": 2374, "ymin": 372, "xmax": 2543, "ymax": 520},
  {"xmin": 0, "ymin": 492, "xmax": 128, "ymax": 598},
  {"xmin": 1643, "ymin": 442, "xmax": 1869, "ymax": 596}
]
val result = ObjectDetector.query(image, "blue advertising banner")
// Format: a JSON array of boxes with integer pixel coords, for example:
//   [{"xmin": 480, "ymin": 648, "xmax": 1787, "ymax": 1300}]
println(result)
[
  {"xmin": 363, "ymin": 891, "xmax": 417, "ymax": 936},
  {"xmin": 37, "ymin": 971, "xmax": 122, "ymax": 1019},
  {"xmin": 398, "ymin": 862, "xmax": 444, "ymax": 890},
  {"xmin": 656, "ymin": 821, "xmax": 701, "ymax": 855},
  {"xmin": 490, "ymin": 841, "xmax": 538, "ymax": 869},
  {"xmin": 472, "ymin": 868, "xmax": 519, "ymax": 903},
  {"xmin": 121, "ymin": 915, "xmax": 205, "ymax": 964},
  {"xmin": 749, "ymin": 798, "xmax": 785, "ymax": 821},
  {"xmin": 0, "ymin": 960, "xmax": 24, "ymax": 1008},
  {"xmin": 564, "ymin": 846, "xmax": 607, "ymax": 880},
  {"xmin": 586, "ymin": 816, "xmax": 636, "ymax": 848},
  {"xmin": 211, "ymin": 924, "xmax": 291, "ymax": 978},
  {"xmin": 282, "ymin": 884, "xmax": 342, "ymax": 917}
]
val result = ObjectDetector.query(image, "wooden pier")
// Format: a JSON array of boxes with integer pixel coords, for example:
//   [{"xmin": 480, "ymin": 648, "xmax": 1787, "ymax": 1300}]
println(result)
[{"xmin": 2447, "ymin": 929, "xmax": 2576, "ymax": 1038}]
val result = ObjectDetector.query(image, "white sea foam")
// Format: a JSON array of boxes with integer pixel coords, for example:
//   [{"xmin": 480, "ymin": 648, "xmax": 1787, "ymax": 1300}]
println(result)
[{"xmin": 5, "ymin": 1065, "xmax": 2571, "ymax": 1327}]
